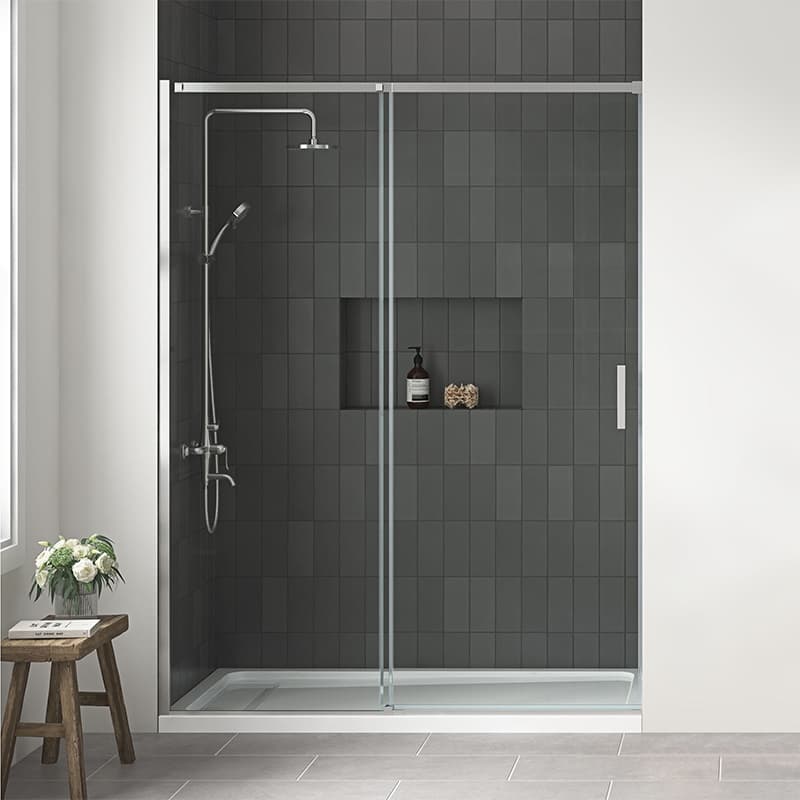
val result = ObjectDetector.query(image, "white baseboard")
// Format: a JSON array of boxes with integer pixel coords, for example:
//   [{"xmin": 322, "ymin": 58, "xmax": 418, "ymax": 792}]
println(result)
[{"xmin": 159, "ymin": 711, "xmax": 642, "ymax": 734}]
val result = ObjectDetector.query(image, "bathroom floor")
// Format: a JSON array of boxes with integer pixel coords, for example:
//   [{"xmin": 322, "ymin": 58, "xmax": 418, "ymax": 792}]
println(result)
[{"xmin": 8, "ymin": 733, "xmax": 800, "ymax": 799}]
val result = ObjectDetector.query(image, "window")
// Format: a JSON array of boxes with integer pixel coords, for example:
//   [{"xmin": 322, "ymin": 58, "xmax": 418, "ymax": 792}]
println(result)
[{"xmin": 0, "ymin": 0, "xmax": 17, "ymax": 570}]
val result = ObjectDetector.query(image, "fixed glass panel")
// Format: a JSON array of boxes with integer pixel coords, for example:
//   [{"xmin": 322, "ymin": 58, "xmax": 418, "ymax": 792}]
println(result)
[
  {"xmin": 169, "ymin": 90, "xmax": 386, "ymax": 712},
  {"xmin": 386, "ymin": 91, "xmax": 640, "ymax": 710}
]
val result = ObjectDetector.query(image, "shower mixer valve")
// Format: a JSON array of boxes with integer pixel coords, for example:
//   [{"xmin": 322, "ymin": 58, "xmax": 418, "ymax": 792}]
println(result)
[
  {"xmin": 181, "ymin": 435, "xmax": 237, "ymax": 488},
  {"xmin": 181, "ymin": 441, "xmax": 228, "ymax": 458}
]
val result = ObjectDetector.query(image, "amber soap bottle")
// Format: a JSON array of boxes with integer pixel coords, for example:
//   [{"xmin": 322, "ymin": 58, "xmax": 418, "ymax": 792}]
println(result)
[{"xmin": 406, "ymin": 346, "xmax": 430, "ymax": 409}]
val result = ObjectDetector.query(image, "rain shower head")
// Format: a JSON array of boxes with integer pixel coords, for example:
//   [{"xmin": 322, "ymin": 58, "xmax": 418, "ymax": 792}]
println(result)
[{"xmin": 289, "ymin": 136, "xmax": 334, "ymax": 151}]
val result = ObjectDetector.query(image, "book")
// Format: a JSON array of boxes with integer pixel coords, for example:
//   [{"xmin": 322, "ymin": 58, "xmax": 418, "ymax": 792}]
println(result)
[{"xmin": 8, "ymin": 619, "xmax": 101, "ymax": 639}]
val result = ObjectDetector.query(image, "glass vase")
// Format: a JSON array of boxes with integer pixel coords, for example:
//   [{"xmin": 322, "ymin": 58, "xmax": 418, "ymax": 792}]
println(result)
[{"xmin": 54, "ymin": 583, "xmax": 98, "ymax": 617}]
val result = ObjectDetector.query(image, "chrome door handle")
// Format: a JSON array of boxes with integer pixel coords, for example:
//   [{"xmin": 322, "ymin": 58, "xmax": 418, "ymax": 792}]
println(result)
[{"xmin": 616, "ymin": 365, "xmax": 626, "ymax": 430}]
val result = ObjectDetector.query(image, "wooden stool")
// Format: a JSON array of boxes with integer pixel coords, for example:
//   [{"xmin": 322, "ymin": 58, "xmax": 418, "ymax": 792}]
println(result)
[{"xmin": 1, "ymin": 614, "xmax": 135, "ymax": 800}]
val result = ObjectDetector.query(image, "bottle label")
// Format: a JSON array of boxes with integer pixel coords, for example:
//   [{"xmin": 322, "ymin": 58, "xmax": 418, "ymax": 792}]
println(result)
[{"xmin": 407, "ymin": 378, "xmax": 430, "ymax": 403}]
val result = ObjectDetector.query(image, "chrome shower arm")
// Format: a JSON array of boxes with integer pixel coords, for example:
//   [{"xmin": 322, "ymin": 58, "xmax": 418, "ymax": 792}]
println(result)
[
  {"xmin": 202, "ymin": 106, "xmax": 318, "ymax": 253},
  {"xmin": 204, "ymin": 106, "xmax": 318, "ymax": 151}
]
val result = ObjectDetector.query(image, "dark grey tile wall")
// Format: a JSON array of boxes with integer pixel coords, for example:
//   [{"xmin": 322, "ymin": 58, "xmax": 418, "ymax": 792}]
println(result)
[
  {"xmin": 210, "ymin": 91, "xmax": 638, "ymax": 671},
  {"xmin": 160, "ymin": 1, "xmax": 219, "ymax": 702},
  {"xmin": 208, "ymin": 93, "xmax": 384, "ymax": 668},
  {"xmin": 389, "ymin": 93, "xmax": 637, "ymax": 669},
  {"xmin": 209, "ymin": 0, "xmax": 641, "ymax": 82},
  {"xmin": 162, "ymin": 0, "xmax": 640, "ymax": 677}
]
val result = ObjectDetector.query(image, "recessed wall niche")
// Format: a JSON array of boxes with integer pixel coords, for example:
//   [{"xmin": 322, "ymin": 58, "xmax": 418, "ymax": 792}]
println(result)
[{"xmin": 342, "ymin": 298, "xmax": 522, "ymax": 410}]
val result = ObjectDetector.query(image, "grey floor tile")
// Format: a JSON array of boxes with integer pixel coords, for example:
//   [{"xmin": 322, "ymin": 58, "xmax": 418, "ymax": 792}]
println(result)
[
  {"xmin": 302, "ymin": 755, "xmax": 515, "ymax": 781},
  {"xmin": 394, "ymin": 782, "xmax": 609, "ymax": 800},
  {"xmin": 512, "ymin": 755, "xmax": 718, "ymax": 781},
  {"xmin": 621, "ymin": 734, "xmax": 800, "ymax": 755},
  {"xmin": 82, "ymin": 733, "xmax": 237, "ymax": 757},
  {"xmin": 9, "ymin": 751, "xmax": 110, "ymax": 781},
  {"xmin": 421, "ymin": 734, "xmax": 622, "ymax": 755},
  {"xmin": 222, "ymin": 733, "xmax": 427, "ymax": 755},
  {"xmin": 722, "ymin": 755, "xmax": 800, "ymax": 780},
  {"xmin": 93, "ymin": 755, "xmax": 313, "ymax": 781},
  {"xmin": 174, "ymin": 781, "xmax": 397, "ymax": 800},
  {"xmin": 6, "ymin": 780, "xmax": 185, "ymax": 799},
  {"xmin": 610, "ymin": 783, "xmax": 800, "ymax": 800}
]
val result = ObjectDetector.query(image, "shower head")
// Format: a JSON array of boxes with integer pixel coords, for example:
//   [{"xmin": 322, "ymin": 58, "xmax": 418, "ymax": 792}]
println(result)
[
  {"xmin": 206, "ymin": 201, "xmax": 252, "ymax": 259},
  {"xmin": 289, "ymin": 136, "xmax": 334, "ymax": 151},
  {"xmin": 230, "ymin": 201, "xmax": 251, "ymax": 228}
]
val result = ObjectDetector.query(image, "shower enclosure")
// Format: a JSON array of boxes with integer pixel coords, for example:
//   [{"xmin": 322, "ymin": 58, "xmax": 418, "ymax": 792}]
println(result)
[{"xmin": 159, "ymin": 78, "xmax": 641, "ymax": 719}]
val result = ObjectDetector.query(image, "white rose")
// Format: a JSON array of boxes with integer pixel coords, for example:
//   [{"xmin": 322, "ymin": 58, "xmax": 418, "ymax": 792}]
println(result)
[
  {"xmin": 72, "ymin": 544, "xmax": 91, "ymax": 559},
  {"xmin": 95, "ymin": 552, "xmax": 115, "ymax": 575},
  {"xmin": 72, "ymin": 558, "xmax": 97, "ymax": 583},
  {"xmin": 35, "ymin": 548, "xmax": 51, "ymax": 569},
  {"xmin": 51, "ymin": 538, "xmax": 67, "ymax": 550},
  {"xmin": 64, "ymin": 538, "xmax": 80, "ymax": 549},
  {"xmin": 35, "ymin": 569, "xmax": 49, "ymax": 588}
]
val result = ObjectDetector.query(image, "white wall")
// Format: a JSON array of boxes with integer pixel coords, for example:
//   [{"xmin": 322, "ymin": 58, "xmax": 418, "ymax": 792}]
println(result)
[
  {"xmin": 2, "ymin": 0, "xmax": 158, "ymax": 750},
  {"xmin": 0, "ymin": 0, "xmax": 60, "ymax": 761},
  {"xmin": 642, "ymin": 0, "xmax": 800, "ymax": 730},
  {"xmin": 57, "ymin": 0, "xmax": 158, "ymax": 731}
]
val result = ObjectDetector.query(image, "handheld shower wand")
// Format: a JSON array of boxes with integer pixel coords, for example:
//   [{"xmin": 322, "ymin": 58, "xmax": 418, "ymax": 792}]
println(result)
[
  {"xmin": 182, "ymin": 201, "xmax": 251, "ymax": 533},
  {"xmin": 207, "ymin": 202, "xmax": 251, "ymax": 258}
]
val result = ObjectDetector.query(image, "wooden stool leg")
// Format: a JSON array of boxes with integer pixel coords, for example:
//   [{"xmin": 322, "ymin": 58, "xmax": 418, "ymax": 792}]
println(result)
[
  {"xmin": 1, "ymin": 661, "xmax": 30, "ymax": 797},
  {"xmin": 97, "ymin": 642, "xmax": 135, "ymax": 764},
  {"xmin": 41, "ymin": 662, "xmax": 62, "ymax": 764},
  {"xmin": 58, "ymin": 661, "xmax": 87, "ymax": 800}
]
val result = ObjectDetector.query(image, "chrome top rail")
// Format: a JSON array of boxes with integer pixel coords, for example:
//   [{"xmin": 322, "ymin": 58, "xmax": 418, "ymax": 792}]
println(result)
[
  {"xmin": 175, "ymin": 81, "xmax": 385, "ymax": 93},
  {"xmin": 390, "ymin": 81, "xmax": 642, "ymax": 93},
  {"xmin": 175, "ymin": 81, "xmax": 642, "ymax": 95}
]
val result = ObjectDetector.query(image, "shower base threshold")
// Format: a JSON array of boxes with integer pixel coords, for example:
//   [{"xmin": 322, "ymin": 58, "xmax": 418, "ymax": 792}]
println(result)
[
  {"xmin": 171, "ymin": 667, "xmax": 640, "ymax": 714},
  {"xmin": 163, "ymin": 668, "xmax": 641, "ymax": 733}
]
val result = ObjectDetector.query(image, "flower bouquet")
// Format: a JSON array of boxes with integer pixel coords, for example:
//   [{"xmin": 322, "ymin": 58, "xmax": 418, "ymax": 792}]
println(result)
[{"xmin": 29, "ymin": 535, "xmax": 124, "ymax": 617}]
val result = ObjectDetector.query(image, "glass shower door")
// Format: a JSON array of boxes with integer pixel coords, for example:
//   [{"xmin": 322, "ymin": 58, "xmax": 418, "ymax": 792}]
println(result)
[{"xmin": 384, "ymin": 88, "xmax": 640, "ymax": 710}]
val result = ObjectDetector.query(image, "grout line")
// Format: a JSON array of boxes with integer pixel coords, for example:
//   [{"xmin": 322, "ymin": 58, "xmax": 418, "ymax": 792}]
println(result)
[
  {"xmin": 386, "ymin": 780, "xmax": 401, "ymax": 800},
  {"xmin": 214, "ymin": 733, "xmax": 238, "ymax": 756},
  {"xmin": 718, "ymin": 756, "xmax": 722, "ymax": 781},
  {"xmin": 167, "ymin": 779, "xmax": 191, "ymax": 800},
  {"xmin": 415, "ymin": 733, "xmax": 432, "ymax": 755},
  {"xmin": 86, "ymin": 755, "xmax": 115, "ymax": 780},
  {"xmin": 296, "ymin": 754, "xmax": 318, "ymax": 781},
  {"xmin": 617, "ymin": 733, "xmax": 624, "ymax": 756},
  {"xmin": 605, "ymin": 779, "xmax": 614, "ymax": 800},
  {"xmin": 506, "ymin": 755, "xmax": 521, "ymax": 781}
]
